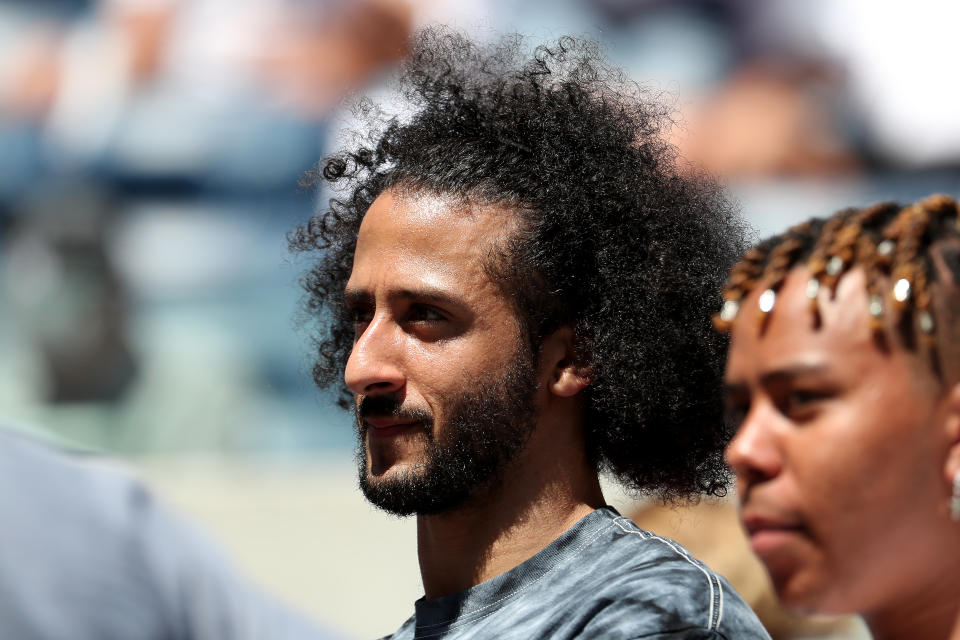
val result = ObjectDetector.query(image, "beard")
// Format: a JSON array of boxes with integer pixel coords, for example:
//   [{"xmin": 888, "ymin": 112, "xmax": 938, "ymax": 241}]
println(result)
[{"xmin": 354, "ymin": 352, "xmax": 539, "ymax": 516}]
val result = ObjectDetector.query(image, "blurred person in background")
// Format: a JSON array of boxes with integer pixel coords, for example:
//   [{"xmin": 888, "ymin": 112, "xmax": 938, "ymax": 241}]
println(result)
[
  {"xmin": 292, "ymin": 28, "xmax": 770, "ymax": 640},
  {"xmin": 0, "ymin": 0, "xmax": 410, "ymax": 446},
  {"xmin": 0, "ymin": 1, "xmax": 411, "ymax": 637},
  {"xmin": 0, "ymin": 0, "xmax": 411, "ymax": 182},
  {"xmin": 0, "ymin": 424, "xmax": 339, "ymax": 639},
  {"xmin": 591, "ymin": 0, "xmax": 960, "ymax": 180},
  {"xmin": 717, "ymin": 194, "xmax": 960, "ymax": 640}
]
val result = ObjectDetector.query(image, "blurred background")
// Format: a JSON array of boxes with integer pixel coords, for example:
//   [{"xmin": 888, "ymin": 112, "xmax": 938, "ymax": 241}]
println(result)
[{"xmin": 2, "ymin": 0, "xmax": 958, "ymax": 637}]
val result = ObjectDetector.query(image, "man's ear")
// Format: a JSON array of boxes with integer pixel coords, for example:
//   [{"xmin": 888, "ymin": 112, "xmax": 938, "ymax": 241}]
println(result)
[{"xmin": 539, "ymin": 327, "xmax": 592, "ymax": 398}]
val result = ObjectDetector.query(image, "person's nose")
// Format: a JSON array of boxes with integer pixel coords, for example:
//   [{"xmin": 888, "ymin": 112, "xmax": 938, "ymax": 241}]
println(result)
[
  {"xmin": 344, "ymin": 313, "xmax": 405, "ymax": 396},
  {"xmin": 725, "ymin": 400, "xmax": 783, "ymax": 496}
]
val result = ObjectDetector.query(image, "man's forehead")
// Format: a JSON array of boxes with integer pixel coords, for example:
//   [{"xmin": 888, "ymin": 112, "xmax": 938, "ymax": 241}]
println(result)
[
  {"xmin": 371, "ymin": 189, "xmax": 467, "ymax": 229},
  {"xmin": 346, "ymin": 188, "xmax": 520, "ymax": 302},
  {"xmin": 354, "ymin": 189, "xmax": 516, "ymax": 262}
]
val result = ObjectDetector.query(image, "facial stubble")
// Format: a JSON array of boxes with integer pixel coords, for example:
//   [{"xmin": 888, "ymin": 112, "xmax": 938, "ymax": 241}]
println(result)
[{"xmin": 354, "ymin": 351, "xmax": 539, "ymax": 516}]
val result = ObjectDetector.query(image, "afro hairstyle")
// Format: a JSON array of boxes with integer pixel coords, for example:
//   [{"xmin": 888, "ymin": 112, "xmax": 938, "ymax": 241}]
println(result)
[{"xmin": 290, "ymin": 28, "xmax": 746, "ymax": 501}]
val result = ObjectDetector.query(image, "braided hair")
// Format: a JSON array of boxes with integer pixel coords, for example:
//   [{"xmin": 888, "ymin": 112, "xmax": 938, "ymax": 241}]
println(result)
[{"xmin": 715, "ymin": 194, "xmax": 960, "ymax": 361}]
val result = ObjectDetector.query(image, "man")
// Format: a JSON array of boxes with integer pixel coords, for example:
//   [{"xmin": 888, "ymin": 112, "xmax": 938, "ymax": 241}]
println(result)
[
  {"xmin": 293, "ymin": 29, "xmax": 770, "ymax": 639},
  {"xmin": 0, "ymin": 425, "xmax": 336, "ymax": 639}
]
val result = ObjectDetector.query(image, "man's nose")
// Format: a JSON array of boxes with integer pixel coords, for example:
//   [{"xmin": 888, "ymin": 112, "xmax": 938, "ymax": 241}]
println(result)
[
  {"xmin": 344, "ymin": 315, "xmax": 405, "ymax": 396},
  {"xmin": 725, "ymin": 402, "xmax": 783, "ymax": 494}
]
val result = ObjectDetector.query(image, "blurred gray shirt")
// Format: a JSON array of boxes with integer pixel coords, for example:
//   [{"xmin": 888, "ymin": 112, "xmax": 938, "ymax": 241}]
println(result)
[
  {"xmin": 0, "ymin": 426, "xmax": 338, "ymax": 640},
  {"xmin": 383, "ymin": 506, "xmax": 771, "ymax": 640}
]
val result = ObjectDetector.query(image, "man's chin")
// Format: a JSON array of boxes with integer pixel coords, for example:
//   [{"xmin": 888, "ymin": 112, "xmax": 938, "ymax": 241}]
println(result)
[
  {"xmin": 362, "ymin": 460, "xmax": 417, "ymax": 486},
  {"xmin": 359, "ymin": 466, "xmax": 472, "ymax": 517},
  {"xmin": 360, "ymin": 475, "xmax": 430, "ymax": 517}
]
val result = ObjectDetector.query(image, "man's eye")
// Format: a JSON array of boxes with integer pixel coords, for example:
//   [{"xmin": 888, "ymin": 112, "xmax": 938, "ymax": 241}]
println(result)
[
  {"xmin": 408, "ymin": 306, "xmax": 445, "ymax": 323},
  {"xmin": 346, "ymin": 307, "xmax": 373, "ymax": 329}
]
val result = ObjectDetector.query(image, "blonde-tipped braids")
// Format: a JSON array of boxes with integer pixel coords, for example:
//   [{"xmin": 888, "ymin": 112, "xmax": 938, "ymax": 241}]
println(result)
[{"xmin": 714, "ymin": 195, "xmax": 960, "ymax": 355}]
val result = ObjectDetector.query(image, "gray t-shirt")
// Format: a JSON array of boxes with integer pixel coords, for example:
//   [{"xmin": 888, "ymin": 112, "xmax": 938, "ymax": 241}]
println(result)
[
  {"xmin": 383, "ymin": 507, "xmax": 770, "ymax": 639},
  {"xmin": 0, "ymin": 426, "xmax": 337, "ymax": 640}
]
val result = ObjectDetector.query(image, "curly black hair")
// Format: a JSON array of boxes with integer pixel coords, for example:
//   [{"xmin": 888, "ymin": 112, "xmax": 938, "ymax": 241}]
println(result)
[{"xmin": 290, "ymin": 28, "xmax": 746, "ymax": 501}]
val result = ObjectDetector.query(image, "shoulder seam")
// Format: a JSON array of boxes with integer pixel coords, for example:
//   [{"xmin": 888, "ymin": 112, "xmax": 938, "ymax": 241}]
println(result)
[{"xmin": 611, "ymin": 517, "xmax": 723, "ymax": 632}]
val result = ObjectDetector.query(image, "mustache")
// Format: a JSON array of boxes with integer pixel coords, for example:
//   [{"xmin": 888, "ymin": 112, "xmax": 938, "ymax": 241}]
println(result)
[{"xmin": 356, "ymin": 394, "xmax": 433, "ymax": 425}]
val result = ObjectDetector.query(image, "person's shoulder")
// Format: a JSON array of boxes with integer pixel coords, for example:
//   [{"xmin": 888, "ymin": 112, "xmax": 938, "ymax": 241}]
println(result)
[
  {"xmin": 0, "ymin": 425, "xmax": 180, "ymax": 636},
  {"xmin": 0, "ymin": 424, "xmax": 154, "ymax": 525},
  {"xmin": 0, "ymin": 424, "xmax": 336, "ymax": 639},
  {"xmin": 572, "ymin": 511, "xmax": 771, "ymax": 639}
]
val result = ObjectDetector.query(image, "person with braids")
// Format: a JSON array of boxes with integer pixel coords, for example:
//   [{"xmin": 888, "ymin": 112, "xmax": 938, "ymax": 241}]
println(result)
[
  {"xmin": 292, "ymin": 27, "xmax": 769, "ymax": 640},
  {"xmin": 719, "ymin": 194, "xmax": 960, "ymax": 640}
]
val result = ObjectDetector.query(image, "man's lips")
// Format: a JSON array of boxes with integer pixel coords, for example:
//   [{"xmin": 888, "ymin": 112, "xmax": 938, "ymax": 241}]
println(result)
[{"xmin": 362, "ymin": 416, "xmax": 422, "ymax": 436}]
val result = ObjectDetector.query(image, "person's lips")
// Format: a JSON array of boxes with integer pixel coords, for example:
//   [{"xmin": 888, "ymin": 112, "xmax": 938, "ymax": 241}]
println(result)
[{"xmin": 742, "ymin": 512, "xmax": 806, "ymax": 555}]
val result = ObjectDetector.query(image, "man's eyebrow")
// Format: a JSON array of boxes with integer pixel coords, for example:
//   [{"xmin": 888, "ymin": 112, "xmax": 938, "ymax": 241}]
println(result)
[
  {"xmin": 342, "ymin": 287, "xmax": 466, "ymax": 307},
  {"xmin": 343, "ymin": 289, "xmax": 373, "ymax": 308},
  {"xmin": 394, "ymin": 288, "xmax": 465, "ymax": 306}
]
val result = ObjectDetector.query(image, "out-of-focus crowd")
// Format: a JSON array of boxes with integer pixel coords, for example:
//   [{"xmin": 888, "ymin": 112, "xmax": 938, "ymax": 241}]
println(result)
[
  {"xmin": 1, "ymin": 2, "xmax": 960, "ymax": 640},
  {"xmin": 0, "ymin": 0, "xmax": 412, "ymax": 452},
  {"xmin": 2, "ymin": 0, "xmax": 959, "ymax": 448}
]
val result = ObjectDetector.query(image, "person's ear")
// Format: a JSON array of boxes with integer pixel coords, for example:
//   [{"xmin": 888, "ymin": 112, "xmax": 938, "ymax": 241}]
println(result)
[
  {"xmin": 539, "ymin": 327, "xmax": 591, "ymax": 398},
  {"xmin": 941, "ymin": 383, "xmax": 960, "ymax": 497}
]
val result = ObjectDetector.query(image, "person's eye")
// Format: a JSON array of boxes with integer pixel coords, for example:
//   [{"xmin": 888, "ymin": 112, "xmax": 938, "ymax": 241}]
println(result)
[
  {"xmin": 723, "ymin": 396, "xmax": 750, "ymax": 431},
  {"xmin": 782, "ymin": 389, "xmax": 831, "ymax": 420},
  {"xmin": 723, "ymin": 403, "xmax": 750, "ymax": 431}
]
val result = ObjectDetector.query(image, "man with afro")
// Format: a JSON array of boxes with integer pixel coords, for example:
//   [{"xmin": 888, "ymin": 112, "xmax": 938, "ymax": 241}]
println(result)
[{"xmin": 292, "ymin": 28, "xmax": 770, "ymax": 640}]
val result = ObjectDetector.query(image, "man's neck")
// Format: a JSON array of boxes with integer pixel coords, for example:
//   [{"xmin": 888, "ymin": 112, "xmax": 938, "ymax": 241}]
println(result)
[{"xmin": 415, "ymin": 453, "xmax": 605, "ymax": 599}]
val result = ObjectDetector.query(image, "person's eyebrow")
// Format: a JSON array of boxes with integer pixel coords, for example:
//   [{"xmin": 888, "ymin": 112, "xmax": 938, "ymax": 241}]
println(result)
[
  {"xmin": 758, "ymin": 363, "xmax": 832, "ymax": 385},
  {"xmin": 722, "ymin": 381, "xmax": 748, "ymax": 397},
  {"xmin": 724, "ymin": 363, "xmax": 834, "ymax": 395}
]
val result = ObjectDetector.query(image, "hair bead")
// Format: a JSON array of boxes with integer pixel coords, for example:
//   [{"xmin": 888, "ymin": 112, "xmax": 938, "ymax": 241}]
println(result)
[
  {"xmin": 893, "ymin": 278, "xmax": 912, "ymax": 304},
  {"xmin": 720, "ymin": 299, "xmax": 740, "ymax": 323},
  {"xmin": 718, "ymin": 197, "xmax": 959, "ymax": 363}
]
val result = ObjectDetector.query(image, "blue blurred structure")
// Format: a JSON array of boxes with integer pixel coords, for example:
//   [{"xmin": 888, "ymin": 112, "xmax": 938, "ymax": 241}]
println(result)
[
  {"xmin": 1, "ymin": 0, "xmax": 959, "ymax": 461},
  {"xmin": 0, "ymin": 0, "xmax": 411, "ymax": 454},
  {"xmin": 0, "ymin": 4, "xmax": 950, "ymax": 638}
]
